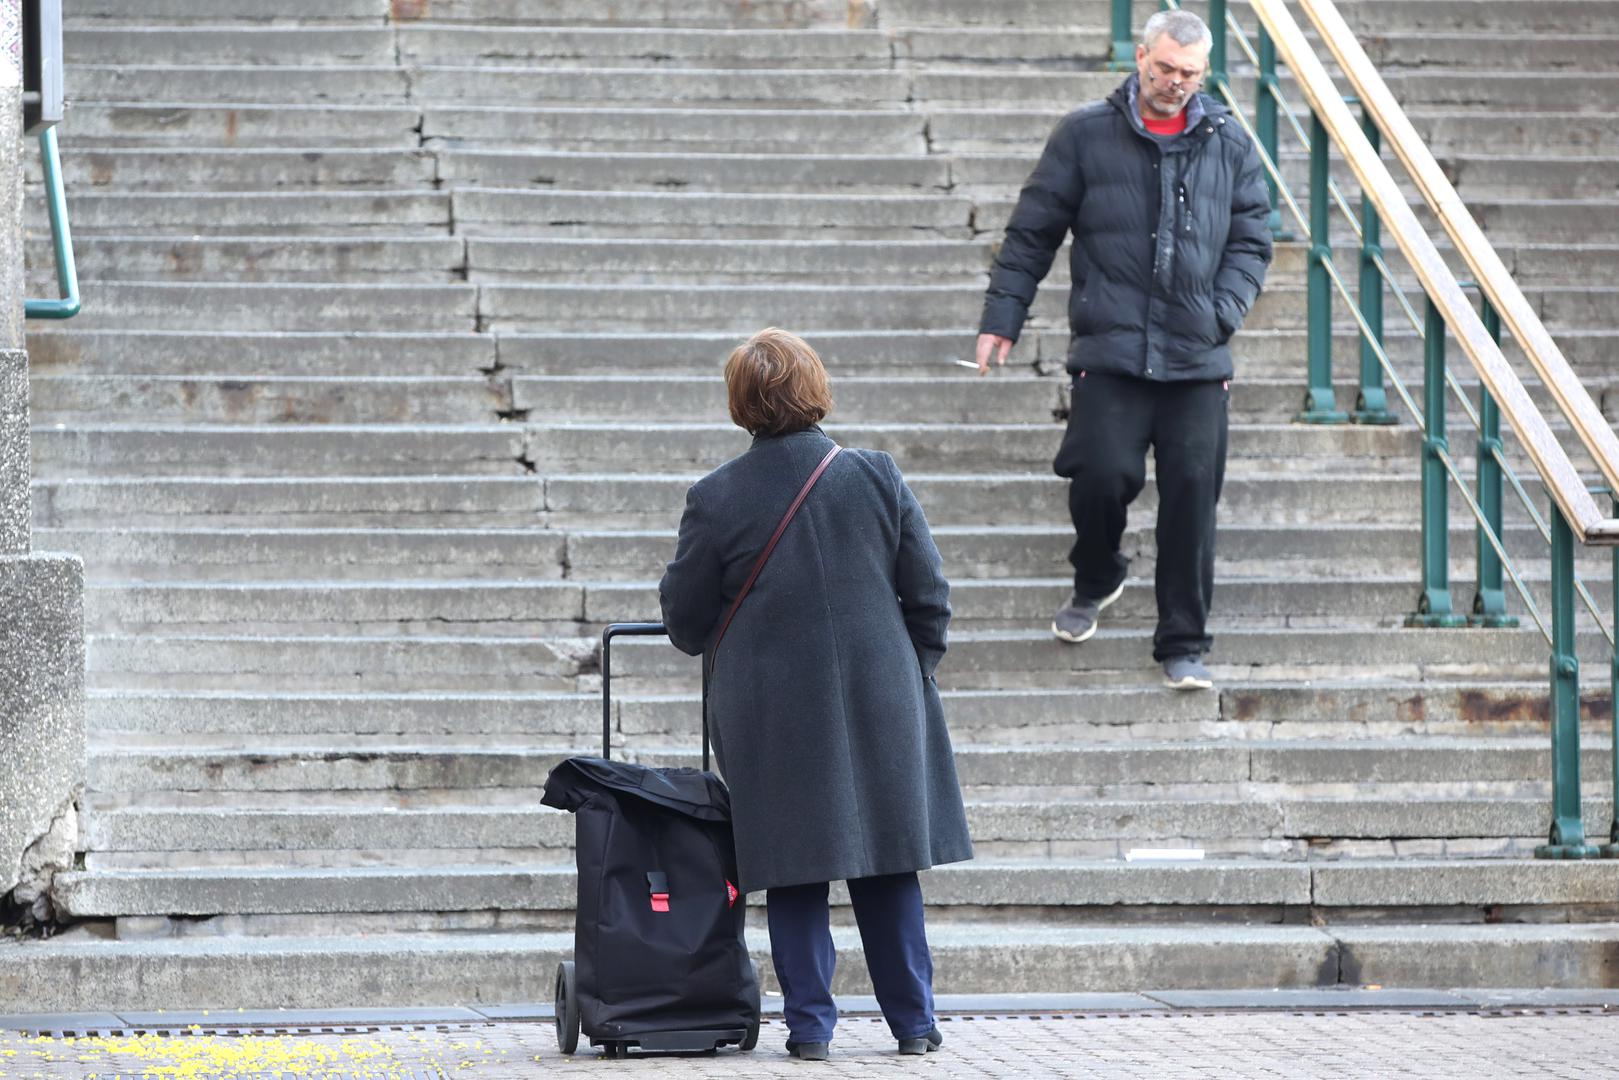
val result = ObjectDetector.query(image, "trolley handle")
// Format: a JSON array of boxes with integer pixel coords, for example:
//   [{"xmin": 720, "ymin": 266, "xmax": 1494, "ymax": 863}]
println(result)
[{"xmin": 600, "ymin": 622, "xmax": 711, "ymax": 769}]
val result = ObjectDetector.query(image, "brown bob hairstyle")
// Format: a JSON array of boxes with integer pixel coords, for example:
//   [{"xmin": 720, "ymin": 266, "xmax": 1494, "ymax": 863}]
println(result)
[{"xmin": 724, "ymin": 327, "xmax": 834, "ymax": 438}]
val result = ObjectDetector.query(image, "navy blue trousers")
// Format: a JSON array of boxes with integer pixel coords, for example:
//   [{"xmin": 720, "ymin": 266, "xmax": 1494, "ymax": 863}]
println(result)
[{"xmin": 765, "ymin": 871, "xmax": 935, "ymax": 1044}]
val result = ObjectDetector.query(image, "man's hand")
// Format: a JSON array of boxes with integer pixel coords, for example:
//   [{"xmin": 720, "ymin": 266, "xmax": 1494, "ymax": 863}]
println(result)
[{"xmin": 975, "ymin": 333, "xmax": 1012, "ymax": 376}]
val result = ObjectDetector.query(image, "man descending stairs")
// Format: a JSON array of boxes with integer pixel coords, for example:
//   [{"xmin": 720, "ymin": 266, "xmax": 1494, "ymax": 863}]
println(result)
[{"xmin": 7, "ymin": 0, "xmax": 1619, "ymax": 1007}]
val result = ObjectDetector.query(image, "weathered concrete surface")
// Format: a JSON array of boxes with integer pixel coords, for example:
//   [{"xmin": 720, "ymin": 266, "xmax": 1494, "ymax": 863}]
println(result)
[
  {"xmin": 0, "ymin": 351, "xmax": 25, "ymax": 553},
  {"xmin": 0, "ymin": 554, "xmax": 86, "ymax": 898},
  {"xmin": 0, "ymin": 66, "xmax": 19, "ymax": 353}
]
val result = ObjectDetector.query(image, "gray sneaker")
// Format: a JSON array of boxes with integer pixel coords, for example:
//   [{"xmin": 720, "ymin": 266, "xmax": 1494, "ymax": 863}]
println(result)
[
  {"xmin": 1051, "ymin": 582, "xmax": 1124, "ymax": 644},
  {"xmin": 1162, "ymin": 654, "xmax": 1214, "ymax": 691}
]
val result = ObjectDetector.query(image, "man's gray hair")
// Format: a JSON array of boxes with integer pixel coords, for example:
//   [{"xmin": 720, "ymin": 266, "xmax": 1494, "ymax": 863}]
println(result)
[{"xmin": 1142, "ymin": 9, "xmax": 1213, "ymax": 51}]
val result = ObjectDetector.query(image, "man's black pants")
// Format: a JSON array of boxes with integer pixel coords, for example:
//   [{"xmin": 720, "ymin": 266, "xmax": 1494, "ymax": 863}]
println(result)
[{"xmin": 1053, "ymin": 369, "xmax": 1229, "ymax": 661}]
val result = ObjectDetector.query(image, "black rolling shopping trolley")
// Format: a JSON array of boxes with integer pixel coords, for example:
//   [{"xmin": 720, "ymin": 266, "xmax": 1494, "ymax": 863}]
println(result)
[{"xmin": 541, "ymin": 622, "xmax": 761, "ymax": 1058}]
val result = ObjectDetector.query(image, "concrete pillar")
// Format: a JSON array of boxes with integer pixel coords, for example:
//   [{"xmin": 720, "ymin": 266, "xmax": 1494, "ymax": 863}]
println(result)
[{"xmin": 0, "ymin": 0, "xmax": 86, "ymax": 911}]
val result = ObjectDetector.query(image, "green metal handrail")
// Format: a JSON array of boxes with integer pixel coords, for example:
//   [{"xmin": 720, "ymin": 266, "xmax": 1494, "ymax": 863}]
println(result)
[
  {"xmin": 26, "ymin": 125, "xmax": 78, "ymax": 320},
  {"xmin": 1108, "ymin": 0, "xmax": 1619, "ymax": 857}
]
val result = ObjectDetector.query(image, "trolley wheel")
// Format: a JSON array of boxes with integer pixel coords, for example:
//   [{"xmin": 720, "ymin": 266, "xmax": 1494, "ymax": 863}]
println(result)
[
  {"xmin": 554, "ymin": 961, "xmax": 580, "ymax": 1055},
  {"xmin": 740, "ymin": 959, "xmax": 762, "ymax": 1051}
]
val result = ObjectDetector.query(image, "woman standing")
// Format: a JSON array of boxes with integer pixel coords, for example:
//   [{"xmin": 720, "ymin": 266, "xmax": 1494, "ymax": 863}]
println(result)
[{"xmin": 659, "ymin": 328, "xmax": 973, "ymax": 1061}]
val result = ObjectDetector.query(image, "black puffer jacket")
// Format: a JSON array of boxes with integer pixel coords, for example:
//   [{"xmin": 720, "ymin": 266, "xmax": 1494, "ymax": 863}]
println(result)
[{"xmin": 979, "ymin": 75, "xmax": 1273, "ymax": 382}]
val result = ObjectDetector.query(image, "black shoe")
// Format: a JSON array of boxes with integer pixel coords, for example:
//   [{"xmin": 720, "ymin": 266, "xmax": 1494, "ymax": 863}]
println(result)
[
  {"xmin": 1052, "ymin": 583, "xmax": 1124, "ymax": 643},
  {"xmin": 786, "ymin": 1041, "xmax": 830, "ymax": 1061},
  {"xmin": 897, "ymin": 1027, "xmax": 943, "ymax": 1055}
]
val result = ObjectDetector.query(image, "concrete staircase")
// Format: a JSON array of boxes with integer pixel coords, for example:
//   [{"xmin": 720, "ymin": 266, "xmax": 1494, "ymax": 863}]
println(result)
[{"xmin": 8, "ymin": 0, "xmax": 1619, "ymax": 1009}]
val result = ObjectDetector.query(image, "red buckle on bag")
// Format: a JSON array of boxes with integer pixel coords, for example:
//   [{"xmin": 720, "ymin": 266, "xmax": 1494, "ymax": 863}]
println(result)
[{"xmin": 648, "ymin": 871, "xmax": 670, "ymax": 912}]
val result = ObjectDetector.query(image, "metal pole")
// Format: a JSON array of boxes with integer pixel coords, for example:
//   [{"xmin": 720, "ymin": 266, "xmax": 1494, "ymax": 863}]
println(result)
[
  {"xmin": 1536, "ymin": 504, "xmax": 1601, "ymax": 858},
  {"xmin": 1255, "ymin": 26, "xmax": 1288, "ymax": 240},
  {"xmin": 1297, "ymin": 109, "xmax": 1345, "ymax": 424},
  {"xmin": 1108, "ymin": 0, "xmax": 1136, "ymax": 71},
  {"xmin": 24, "ymin": 126, "xmax": 78, "ymax": 320},
  {"xmin": 1207, "ymin": 0, "xmax": 1227, "ymax": 94},
  {"xmin": 1406, "ymin": 299, "xmax": 1464, "ymax": 627},
  {"xmin": 1353, "ymin": 110, "xmax": 1394, "ymax": 426},
  {"xmin": 1607, "ymin": 495, "xmax": 1619, "ymax": 857},
  {"xmin": 1471, "ymin": 301, "xmax": 1515, "ymax": 626}
]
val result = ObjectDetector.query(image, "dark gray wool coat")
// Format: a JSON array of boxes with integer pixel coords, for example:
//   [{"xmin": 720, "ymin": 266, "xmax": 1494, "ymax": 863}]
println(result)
[
  {"xmin": 979, "ymin": 74, "xmax": 1273, "ymax": 383},
  {"xmin": 658, "ymin": 426, "xmax": 974, "ymax": 894}
]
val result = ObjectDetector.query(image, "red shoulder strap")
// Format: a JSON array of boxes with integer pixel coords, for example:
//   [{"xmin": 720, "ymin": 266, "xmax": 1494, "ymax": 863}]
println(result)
[{"xmin": 709, "ymin": 445, "xmax": 842, "ymax": 668}]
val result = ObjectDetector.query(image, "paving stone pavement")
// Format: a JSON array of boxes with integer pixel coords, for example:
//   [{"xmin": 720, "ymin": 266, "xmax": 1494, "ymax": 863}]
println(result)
[{"xmin": 3, "ymin": 1010, "xmax": 1619, "ymax": 1079}]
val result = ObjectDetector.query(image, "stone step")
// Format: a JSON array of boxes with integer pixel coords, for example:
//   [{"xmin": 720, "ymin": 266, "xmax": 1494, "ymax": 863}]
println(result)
[
  {"xmin": 973, "ymin": 191, "xmax": 1619, "ymax": 245},
  {"xmin": 47, "ymin": 148, "xmax": 440, "ymax": 192},
  {"xmin": 44, "ymin": 527, "xmax": 563, "ymax": 582},
  {"xmin": 31, "ymin": 476, "xmax": 545, "ymax": 529},
  {"xmin": 438, "ymin": 150, "xmax": 953, "ymax": 194},
  {"xmin": 81, "ymin": 627, "xmax": 1581, "ymax": 693},
  {"xmin": 527, "ymin": 420, "xmax": 1415, "ymax": 473},
  {"xmin": 28, "ymin": 330, "xmax": 498, "ymax": 377},
  {"xmin": 32, "ymin": 422, "xmax": 1418, "ymax": 479},
  {"xmin": 65, "ymin": 26, "xmax": 398, "ymax": 66},
  {"xmin": 50, "ymin": 858, "xmax": 1619, "ymax": 923},
  {"xmin": 492, "ymin": 373, "xmax": 1612, "ymax": 428},
  {"xmin": 893, "ymin": 27, "xmax": 1608, "ymax": 73},
  {"xmin": 40, "ymin": 515, "xmax": 1605, "ymax": 585},
  {"xmin": 66, "ymin": 0, "xmax": 391, "ymax": 20},
  {"xmin": 607, "ymin": 627, "xmax": 1592, "ymax": 690},
  {"xmin": 61, "ymin": 794, "xmax": 1616, "ymax": 870},
  {"xmin": 81, "ymin": 681, "xmax": 1610, "ymax": 740},
  {"xmin": 930, "ymin": 109, "xmax": 1619, "ymax": 157},
  {"xmin": 60, "ymin": 103, "xmax": 424, "ymax": 147},
  {"xmin": 452, "ymin": 189, "xmax": 974, "ymax": 240},
  {"xmin": 18, "ymin": 922, "xmax": 1619, "ymax": 1008},
  {"xmin": 607, "ymin": 683, "xmax": 1613, "ymax": 744},
  {"xmin": 492, "ymin": 476, "xmax": 1431, "ymax": 534},
  {"xmin": 468, "ymin": 237, "xmax": 989, "ymax": 283},
  {"xmin": 69, "ymin": 64, "xmax": 412, "ymax": 105},
  {"xmin": 1332, "ymin": 1, "xmax": 1619, "ymax": 34},
  {"xmin": 33, "ymin": 192, "xmax": 451, "ymax": 235},
  {"xmin": 29, "ymin": 237, "xmax": 467, "ymax": 283},
  {"xmin": 412, "ymin": 65, "xmax": 914, "ymax": 107},
  {"xmin": 881, "ymin": 0, "xmax": 1615, "ymax": 35},
  {"xmin": 76, "ymin": 577, "xmax": 1459, "ymax": 635},
  {"xmin": 45, "ymin": 283, "xmax": 476, "ymax": 333},
  {"xmin": 556, "ymin": 521, "xmax": 1587, "ymax": 584},
  {"xmin": 421, "ymin": 105, "xmax": 927, "ymax": 153},
  {"xmin": 31, "ymin": 326, "xmax": 1614, "ymax": 382},
  {"xmin": 32, "ymin": 375, "xmax": 507, "ymax": 424},
  {"xmin": 953, "ymin": 151, "xmax": 1619, "ymax": 204},
  {"xmin": 65, "ymin": 0, "xmax": 853, "ymax": 27},
  {"xmin": 395, "ymin": 26, "xmax": 896, "ymax": 68},
  {"xmin": 32, "ymin": 472, "xmax": 1431, "ymax": 530},
  {"xmin": 466, "ymin": 284, "xmax": 1309, "ymax": 334},
  {"xmin": 33, "ymin": 425, "xmax": 526, "ymax": 479},
  {"xmin": 82, "ymin": 735, "xmax": 1602, "ymax": 794}
]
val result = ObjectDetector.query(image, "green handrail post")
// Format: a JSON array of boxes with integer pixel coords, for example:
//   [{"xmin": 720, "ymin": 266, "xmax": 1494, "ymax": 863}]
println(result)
[
  {"xmin": 1207, "ymin": 0, "xmax": 1227, "ymax": 94},
  {"xmin": 1606, "ymin": 494, "xmax": 1619, "ymax": 858},
  {"xmin": 25, "ymin": 125, "xmax": 79, "ymax": 321},
  {"xmin": 1108, "ymin": 0, "xmax": 1136, "ymax": 71},
  {"xmin": 1536, "ymin": 502, "xmax": 1601, "ymax": 858},
  {"xmin": 1255, "ymin": 27, "xmax": 1289, "ymax": 240},
  {"xmin": 1406, "ymin": 299, "xmax": 1465, "ymax": 627},
  {"xmin": 1296, "ymin": 109, "xmax": 1346, "ymax": 424},
  {"xmin": 1471, "ymin": 300, "xmax": 1516, "ymax": 627},
  {"xmin": 1353, "ymin": 110, "xmax": 1395, "ymax": 426}
]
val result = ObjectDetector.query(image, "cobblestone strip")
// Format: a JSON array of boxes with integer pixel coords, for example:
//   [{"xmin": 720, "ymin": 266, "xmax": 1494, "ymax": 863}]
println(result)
[{"xmin": 3, "ymin": 1011, "xmax": 1619, "ymax": 1079}]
